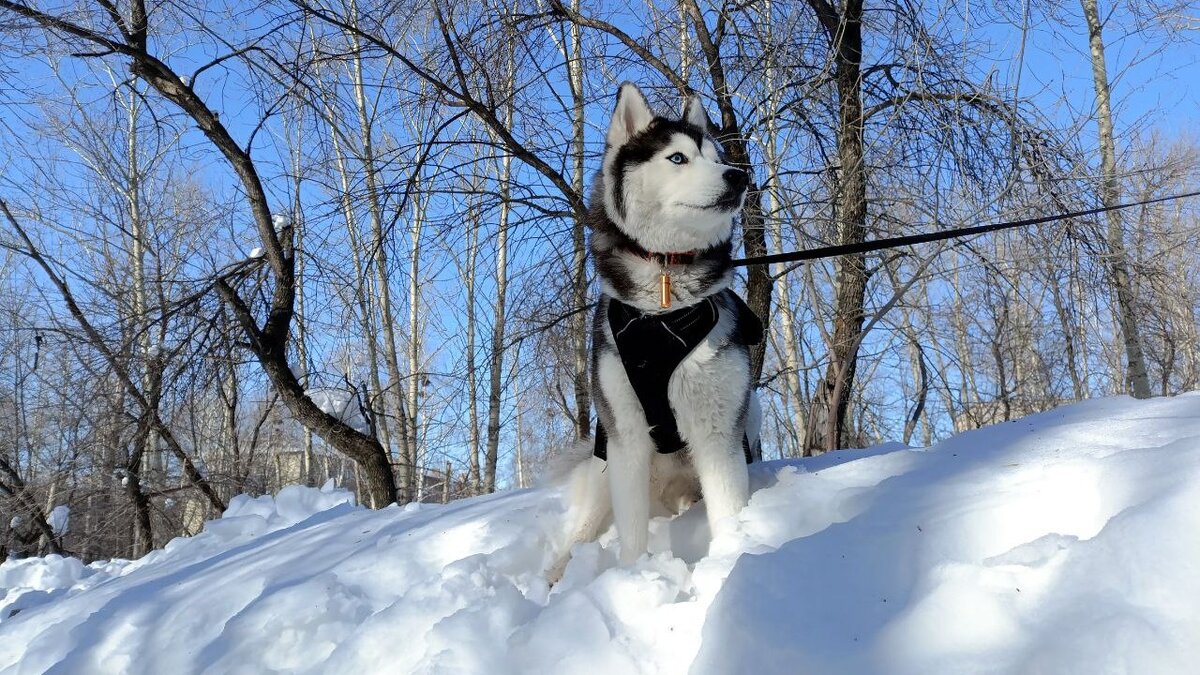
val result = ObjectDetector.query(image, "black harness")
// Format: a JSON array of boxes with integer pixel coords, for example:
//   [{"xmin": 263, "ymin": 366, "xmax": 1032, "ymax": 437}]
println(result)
[{"xmin": 593, "ymin": 289, "xmax": 763, "ymax": 463}]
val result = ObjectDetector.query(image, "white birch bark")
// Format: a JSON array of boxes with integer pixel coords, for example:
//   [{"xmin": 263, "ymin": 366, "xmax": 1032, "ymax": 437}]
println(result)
[{"xmin": 1080, "ymin": 0, "xmax": 1153, "ymax": 399}]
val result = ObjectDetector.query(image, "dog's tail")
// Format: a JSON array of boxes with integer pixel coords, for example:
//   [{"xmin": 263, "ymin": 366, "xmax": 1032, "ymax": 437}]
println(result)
[
  {"xmin": 545, "ymin": 437, "xmax": 611, "ymax": 585},
  {"xmin": 539, "ymin": 439, "xmax": 597, "ymax": 487}
]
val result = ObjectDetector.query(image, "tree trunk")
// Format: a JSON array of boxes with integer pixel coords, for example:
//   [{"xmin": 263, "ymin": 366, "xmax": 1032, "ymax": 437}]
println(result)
[
  {"xmin": 1080, "ymin": 0, "xmax": 1152, "ymax": 399},
  {"xmin": 326, "ymin": 93, "xmax": 397, "ymax": 491},
  {"xmin": 221, "ymin": 352, "xmax": 242, "ymax": 494},
  {"xmin": 465, "ymin": 201, "xmax": 482, "ymax": 493},
  {"xmin": 405, "ymin": 188, "xmax": 425, "ymax": 501},
  {"xmin": 0, "ymin": 458, "xmax": 62, "ymax": 556},
  {"xmin": 287, "ymin": 107, "xmax": 315, "ymax": 487},
  {"xmin": 122, "ymin": 86, "xmax": 164, "ymax": 484},
  {"xmin": 682, "ymin": 0, "xmax": 774, "ymax": 386},
  {"xmin": 120, "ymin": 84, "xmax": 166, "ymax": 545},
  {"xmin": 346, "ymin": 3, "xmax": 411, "ymax": 487},
  {"xmin": 806, "ymin": 0, "xmax": 867, "ymax": 453},
  {"xmin": 1049, "ymin": 267, "xmax": 1087, "ymax": 400},
  {"xmin": 568, "ymin": 0, "xmax": 592, "ymax": 440},
  {"xmin": 484, "ymin": 67, "xmax": 514, "ymax": 493},
  {"xmin": 761, "ymin": 1, "xmax": 806, "ymax": 454},
  {"xmin": 515, "ymin": 401, "xmax": 526, "ymax": 489},
  {"xmin": 126, "ymin": 413, "xmax": 154, "ymax": 558}
]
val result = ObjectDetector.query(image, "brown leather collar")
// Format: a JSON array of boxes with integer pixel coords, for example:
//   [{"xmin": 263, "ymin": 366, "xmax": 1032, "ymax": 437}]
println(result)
[{"xmin": 619, "ymin": 240, "xmax": 696, "ymax": 266}]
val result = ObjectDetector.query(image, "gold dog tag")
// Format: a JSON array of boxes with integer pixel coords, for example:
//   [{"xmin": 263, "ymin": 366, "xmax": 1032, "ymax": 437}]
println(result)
[{"xmin": 659, "ymin": 271, "xmax": 672, "ymax": 308}]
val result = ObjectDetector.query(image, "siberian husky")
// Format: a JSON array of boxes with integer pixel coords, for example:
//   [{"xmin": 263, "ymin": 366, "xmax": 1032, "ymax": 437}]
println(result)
[{"xmin": 552, "ymin": 83, "xmax": 762, "ymax": 580}]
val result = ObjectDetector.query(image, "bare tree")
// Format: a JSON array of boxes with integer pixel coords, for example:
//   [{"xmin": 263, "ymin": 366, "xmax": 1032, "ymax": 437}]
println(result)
[{"xmin": 0, "ymin": 0, "xmax": 398, "ymax": 506}]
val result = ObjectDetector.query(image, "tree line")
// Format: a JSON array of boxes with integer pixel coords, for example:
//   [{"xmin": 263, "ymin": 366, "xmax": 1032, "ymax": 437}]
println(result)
[{"xmin": 1, "ymin": 0, "xmax": 1197, "ymax": 560}]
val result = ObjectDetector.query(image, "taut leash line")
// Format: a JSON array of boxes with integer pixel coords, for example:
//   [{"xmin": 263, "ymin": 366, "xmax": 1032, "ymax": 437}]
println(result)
[{"xmin": 731, "ymin": 189, "xmax": 1200, "ymax": 268}]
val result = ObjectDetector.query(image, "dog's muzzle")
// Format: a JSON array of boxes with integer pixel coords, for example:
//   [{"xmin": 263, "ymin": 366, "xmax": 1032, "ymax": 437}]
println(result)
[
  {"xmin": 724, "ymin": 168, "xmax": 748, "ymax": 192},
  {"xmin": 713, "ymin": 168, "xmax": 749, "ymax": 210}
]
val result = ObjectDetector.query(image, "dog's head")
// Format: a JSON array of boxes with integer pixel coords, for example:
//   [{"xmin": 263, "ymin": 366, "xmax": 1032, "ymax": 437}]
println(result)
[{"xmin": 600, "ymin": 83, "xmax": 748, "ymax": 253}]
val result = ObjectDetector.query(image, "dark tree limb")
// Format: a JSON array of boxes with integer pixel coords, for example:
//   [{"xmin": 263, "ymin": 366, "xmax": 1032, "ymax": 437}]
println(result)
[
  {"xmin": 0, "ymin": 457, "xmax": 62, "ymax": 555},
  {"xmin": 0, "ymin": 0, "xmax": 398, "ymax": 506}
]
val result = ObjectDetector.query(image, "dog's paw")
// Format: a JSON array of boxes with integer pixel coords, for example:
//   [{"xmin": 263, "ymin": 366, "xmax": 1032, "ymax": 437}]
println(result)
[{"xmin": 545, "ymin": 555, "xmax": 570, "ymax": 587}]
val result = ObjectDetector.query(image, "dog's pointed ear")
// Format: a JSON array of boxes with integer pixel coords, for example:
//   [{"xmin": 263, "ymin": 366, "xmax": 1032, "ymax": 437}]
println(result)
[
  {"xmin": 608, "ymin": 82, "xmax": 653, "ymax": 147},
  {"xmin": 682, "ymin": 95, "xmax": 712, "ymax": 133}
]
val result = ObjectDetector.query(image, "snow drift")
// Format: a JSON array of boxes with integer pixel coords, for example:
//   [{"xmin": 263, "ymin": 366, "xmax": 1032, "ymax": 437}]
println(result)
[{"xmin": 2, "ymin": 394, "xmax": 1199, "ymax": 674}]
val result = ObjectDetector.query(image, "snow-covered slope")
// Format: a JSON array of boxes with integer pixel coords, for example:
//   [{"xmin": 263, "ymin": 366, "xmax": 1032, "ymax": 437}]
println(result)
[{"xmin": 3, "ymin": 394, "xmax": 1200, "ymax": 674}]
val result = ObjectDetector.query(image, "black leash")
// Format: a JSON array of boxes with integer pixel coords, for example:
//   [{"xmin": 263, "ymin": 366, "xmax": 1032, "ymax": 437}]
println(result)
[{"xmin": 731, "ymin": 189, "xmax": 1200, "ymax": 268}]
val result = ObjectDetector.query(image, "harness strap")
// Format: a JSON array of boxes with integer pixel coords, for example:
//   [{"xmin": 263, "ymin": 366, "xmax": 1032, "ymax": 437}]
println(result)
[{"xmin": 593, "ymin": 289, "xmax": 761, "ymax": 464}]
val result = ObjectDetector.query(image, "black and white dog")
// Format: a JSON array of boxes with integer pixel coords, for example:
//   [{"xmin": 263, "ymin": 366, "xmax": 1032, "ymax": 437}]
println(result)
[{"xmin": 554, "ymin": 83, "xmax": 762, "ymax": 578}]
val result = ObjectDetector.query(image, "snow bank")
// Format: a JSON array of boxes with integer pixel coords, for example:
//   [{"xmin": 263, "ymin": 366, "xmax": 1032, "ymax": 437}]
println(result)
[
  {"xmin": 207, "ymin": 480, "xmax": 357, "ymax": 541},
  {"xmin": 693, "ymin": 397, "xmax": 1200, "ymax": 674},
  {"xmin": 2, "ymin": 394, "xmax": 1199, "ymax": 674},
  {"xmin": 0, "ymin": 556, "xmax": 129, "ymax": 624}
]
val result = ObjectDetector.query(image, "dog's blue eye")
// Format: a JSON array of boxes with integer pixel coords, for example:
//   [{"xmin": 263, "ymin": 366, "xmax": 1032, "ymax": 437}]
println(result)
[{"xmin": 667, "ymin": 152, "xmax": 688, "ymax": 165}]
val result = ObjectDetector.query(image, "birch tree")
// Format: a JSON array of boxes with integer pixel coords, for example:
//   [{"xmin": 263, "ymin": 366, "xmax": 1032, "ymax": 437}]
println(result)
[{"xmin": 1079, "ymin": 0, "xmax": 1153, "ymax": 398}]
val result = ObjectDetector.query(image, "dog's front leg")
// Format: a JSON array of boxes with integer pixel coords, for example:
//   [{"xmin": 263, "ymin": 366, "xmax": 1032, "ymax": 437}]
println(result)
[
  {"xmin": 674, "ymin": 349, "xmax": 752, "ymax": 541},
  {"xmin": 598, "ymin": 352, "xmax": 656, "ymax": 565},
  {"xmin": 688, "ymin": 434, "xmax": 750, "ymax": 539},
  {"xmin": 607, "ymin": 433, "xmax": 654, "ymax": 564}
]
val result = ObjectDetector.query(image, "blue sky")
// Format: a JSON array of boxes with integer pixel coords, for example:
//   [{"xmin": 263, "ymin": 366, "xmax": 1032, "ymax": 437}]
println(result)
[{"xmin": 987, "ymin": 3, "xmax": 1198, "ymax": 151}]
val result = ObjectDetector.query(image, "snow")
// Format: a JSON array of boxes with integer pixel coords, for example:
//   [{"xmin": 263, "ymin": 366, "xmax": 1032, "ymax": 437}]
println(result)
[
  {"xmin": 2, "ymin": 394, "xmax": 1200, "ymax": 674},
  {"xmin": 307, "ymin": 387, "xmax": 371, "ymax": 433},
  {"xmin": 0, "ymin": 557, "xmax": 131, "ymax": 625},
  {"xmin": 248, "ymin": 247, "xmax": 265, "ymax": 259},
  {"xmin": 46, "ymin": 507, "xmax": 68, "ymax": 537}
]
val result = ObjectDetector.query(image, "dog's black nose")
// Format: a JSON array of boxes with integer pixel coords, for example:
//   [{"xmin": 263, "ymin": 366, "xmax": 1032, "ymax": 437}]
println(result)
[{"xmin": 723, "ymin": 168, "xmax": 748, "ymax": 191}]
